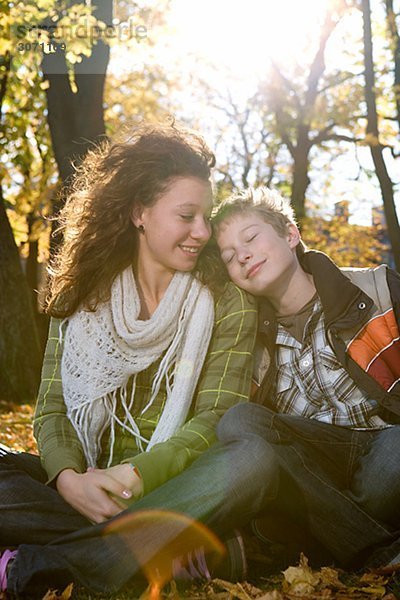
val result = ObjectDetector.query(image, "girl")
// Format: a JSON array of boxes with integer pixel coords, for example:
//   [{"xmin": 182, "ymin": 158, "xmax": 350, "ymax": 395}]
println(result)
[{"xmin": 0, "ymin": 122, "xmax": 259, "ymax": 594}]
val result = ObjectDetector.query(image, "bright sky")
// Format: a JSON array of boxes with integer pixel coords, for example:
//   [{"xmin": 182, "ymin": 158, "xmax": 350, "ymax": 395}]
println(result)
[
  {"xmin": 166, "ymin": 0, "xmax": 330, "ymax": 78},
  {"xmin": 163, "ymin": 0, "xmax": 399, "ymax": 225}
]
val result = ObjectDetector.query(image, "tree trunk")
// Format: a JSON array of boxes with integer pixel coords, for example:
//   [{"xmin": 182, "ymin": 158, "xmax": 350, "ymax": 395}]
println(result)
[
  {"xmin": 41, "ymin": 0, "xmax": 112, "ymax": 248},
  {"xmin": 26, "ymin": 213, "xmax": 38, "ymax": 303},
  {"xmin": 291, "ymin": 126, "xmax": 311, "ymax": 221},
  {"xmin": 0, "ymin": 190, "xmax": 42, "ymax": 401},
  {"xmin": 385, "ymin": 0, "xmax": 400, "ymax": 135},
  {"xmin": 42, "ymin": 0, "xmax": 112, "ymax": 189},
  {"xmin": 361, "ymin": 0, "xmax": 400, "ymax": 271},
  {"xmin": 0, "ymin": 52, "xmax": 43, "ymax": 402}
]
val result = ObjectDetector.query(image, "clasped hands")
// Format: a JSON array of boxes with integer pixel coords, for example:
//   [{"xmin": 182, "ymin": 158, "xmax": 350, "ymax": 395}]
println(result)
[{"xmin": 56, "ymin": 463, "xmax": 143, "ymax": 524}]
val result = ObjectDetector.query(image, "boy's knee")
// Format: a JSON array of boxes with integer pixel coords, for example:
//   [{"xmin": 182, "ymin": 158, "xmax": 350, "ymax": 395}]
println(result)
[
  {"xmin": 225, "ymin": 435, "xmax": 280, "ymax": 511},
  {"xmin": 218, "ymin": 402, "xmax": 272, "ymax": 442},
  {"xmin": 356, "ymin": 465, "xmax": 400, "ymax": 526}
]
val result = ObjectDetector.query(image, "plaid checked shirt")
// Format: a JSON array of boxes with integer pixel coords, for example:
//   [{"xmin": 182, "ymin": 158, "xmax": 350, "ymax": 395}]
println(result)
[{"xmin": 274, "ymin": 298, "xmax": 389, "ymax": 429}]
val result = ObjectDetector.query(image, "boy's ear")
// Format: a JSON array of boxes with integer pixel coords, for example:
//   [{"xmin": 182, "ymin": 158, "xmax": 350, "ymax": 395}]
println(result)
[{"xmin": 287, "ymin": 224, "xmax": 301, "ymax": 249}]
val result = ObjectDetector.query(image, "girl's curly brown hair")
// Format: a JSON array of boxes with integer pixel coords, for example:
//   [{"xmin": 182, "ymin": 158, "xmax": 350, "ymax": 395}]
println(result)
[{"xmin": 46, "ymin": 121, "xmax": 216, "ymax": 318}]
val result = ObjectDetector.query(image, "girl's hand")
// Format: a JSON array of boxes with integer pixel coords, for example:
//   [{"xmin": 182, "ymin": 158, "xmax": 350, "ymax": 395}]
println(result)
[
  {"xmin": 92, "ymin": 463, "xmax": 143, "ymax": 499},
  {"xmin": 56, "ymin": 468, "xmax": 133, "ymax": 523}
]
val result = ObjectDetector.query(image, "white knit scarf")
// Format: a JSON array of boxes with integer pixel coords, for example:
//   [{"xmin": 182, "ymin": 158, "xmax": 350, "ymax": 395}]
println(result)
[{"xmin": 61, "ymin": 267, "xmax": 214, "ymax": 467}]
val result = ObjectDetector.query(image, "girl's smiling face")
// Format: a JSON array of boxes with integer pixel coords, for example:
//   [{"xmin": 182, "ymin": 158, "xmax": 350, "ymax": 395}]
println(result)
[
  {"xmin": 216, "ymin": 212, "xmax": 300, "ymax": 298},
  {"xmin": 133, "ymin": 176, "xmax": 213, "ymax": 277}
]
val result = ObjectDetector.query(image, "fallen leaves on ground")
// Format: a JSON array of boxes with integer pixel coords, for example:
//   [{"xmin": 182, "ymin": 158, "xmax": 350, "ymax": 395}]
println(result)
[
  {"xmin": 0, "ymin": 401, "xmax": 37, "ymax": 453},
  {"xmin": 152, "ymin": 561, "xmax": 399, "ymax": 600}
]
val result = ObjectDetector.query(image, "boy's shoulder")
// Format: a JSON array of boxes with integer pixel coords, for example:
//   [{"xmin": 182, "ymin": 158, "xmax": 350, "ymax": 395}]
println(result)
[{"xmin": 340, "ymin": 264, "xmax": 389, "ymax": 299}]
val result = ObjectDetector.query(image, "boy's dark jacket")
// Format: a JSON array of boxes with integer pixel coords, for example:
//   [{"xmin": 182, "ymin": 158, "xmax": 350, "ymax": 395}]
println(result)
[{"xmin": 254, "ymin": 250, "xmax": 400, "ymax": 417}]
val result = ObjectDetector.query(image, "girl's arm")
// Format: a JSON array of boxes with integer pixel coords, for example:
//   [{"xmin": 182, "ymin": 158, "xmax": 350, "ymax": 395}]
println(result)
[{"xmin": 34, "ymin": 318, "xmax": 87, "ymax": 483}]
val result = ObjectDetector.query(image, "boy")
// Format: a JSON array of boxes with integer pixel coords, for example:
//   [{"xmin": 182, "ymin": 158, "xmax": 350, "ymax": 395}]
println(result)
[{"xmin": 213, "ymin": 186, "xmax": 400, "ymax": 569}]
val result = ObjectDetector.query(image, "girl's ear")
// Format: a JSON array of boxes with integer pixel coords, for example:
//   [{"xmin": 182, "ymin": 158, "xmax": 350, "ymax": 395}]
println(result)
[
  {"xmin": 287, "ymin": 223, "xmax": 301, "ymax": 249},
  {"xmin": 130, "ymin": 204, "xmax": 144, "ymax": 228}
]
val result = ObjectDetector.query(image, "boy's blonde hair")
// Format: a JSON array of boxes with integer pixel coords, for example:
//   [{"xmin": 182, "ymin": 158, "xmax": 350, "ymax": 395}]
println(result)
[{"xmin": 212, "ymin": 187, "xmax": 297, "ymax": 237}]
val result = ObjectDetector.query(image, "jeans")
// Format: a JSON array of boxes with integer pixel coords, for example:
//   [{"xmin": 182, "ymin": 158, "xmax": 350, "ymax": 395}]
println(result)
[
  {"xmin": 1, "ymin": 430, "xmax": 277, "ymax": 595},
  {"xmin": 219, "ymin": 403, "xmax": 400, "ymax": 568}
]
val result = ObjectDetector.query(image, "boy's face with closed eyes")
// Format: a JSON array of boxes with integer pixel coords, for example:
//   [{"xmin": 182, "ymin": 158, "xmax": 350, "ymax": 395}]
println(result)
[{"xmin": 215, "ymin": 212, "xmax": 300, "ymax": 298}]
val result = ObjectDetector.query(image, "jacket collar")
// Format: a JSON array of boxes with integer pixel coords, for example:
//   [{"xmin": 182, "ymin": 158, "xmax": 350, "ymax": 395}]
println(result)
[{"xmin": 258, "ymin": 250, "xmax": 373, "ymax": 335}]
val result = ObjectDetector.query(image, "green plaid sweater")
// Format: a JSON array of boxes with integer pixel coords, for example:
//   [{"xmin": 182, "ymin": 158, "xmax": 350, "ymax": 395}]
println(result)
[{"xmin": 34, "ymin": 283, "xmax": 257, "ymax": 496}]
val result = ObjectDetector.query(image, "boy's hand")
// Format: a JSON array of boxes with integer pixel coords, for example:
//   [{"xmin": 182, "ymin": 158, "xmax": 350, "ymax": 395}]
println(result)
[{"xmin": 56, "ymin": 468, "xmax": 133, "ymax": 523}]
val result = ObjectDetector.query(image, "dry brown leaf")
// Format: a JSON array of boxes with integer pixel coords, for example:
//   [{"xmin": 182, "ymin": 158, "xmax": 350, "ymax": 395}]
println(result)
[
  {"xmin": 340, "ymin": 586, "xmax": 386, "ymax": 599},
  {"xmin": 359, "ymin": 587, "xmax": 387, "ymax": 597},
  {"xmin": 282, "ymin": 554, "xmax": 320, "ymax": 596},
  {"xmin": 257, "ymin": 591, "xmax": 284, "ymax": 600},
  {"xmin": 203, "ymin": 591, "xmax": 230, "ymax": 600},
  {"xmin": 60, "ymin": 582, "xmax": 73, "ymax": 600},
  {"xmin": 41, "ymin": 589, "xmax": 60, "ymax": 600},
  {"xmin": 240, "ymin": 581, "xmax": 267, "ymax": 597},
  {"xmin": 203, "ymin": 592, "xmax": 230, "ymax": 600},
  {"xmin": 367, "ymin": 591, "xmax": 386, "ymax": 598},
  {"xmin": 359, "ymin": 574, "xmax": 388, "ymax": 586},
  {"xmin": 357, "ymin": 572, "xmax": 388, "ymax": 598},
  {"xmin": 212, "ymin": 578, "xmax": 254, "ymax": 599},
  {"xmin": 319, "ymin": 567, "xmax": 346, "ymax": 589}
]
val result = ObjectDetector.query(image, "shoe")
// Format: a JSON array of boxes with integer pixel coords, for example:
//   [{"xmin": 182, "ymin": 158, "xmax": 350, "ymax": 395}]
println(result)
[
  {"xmin": 172, "ymin": 530, "xmax": 247, "ymax": 582},
  {"xmin": 385, "ymin": 552, "xmax": 400, "ymax": 570},
  {"xmin": 248, "ymin": 515, "xmax": 333, "ymax": 571},
  {"xmin": 217, "ymin": 531, "xmax": 247, "ymax": 581},
  {"xmin": 172, "ymin": 546, "xmax": 213, "ymax": 581},
  {"xmin": 0, "ymin": 549, "xmax": 17, "ymax": 592}
]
